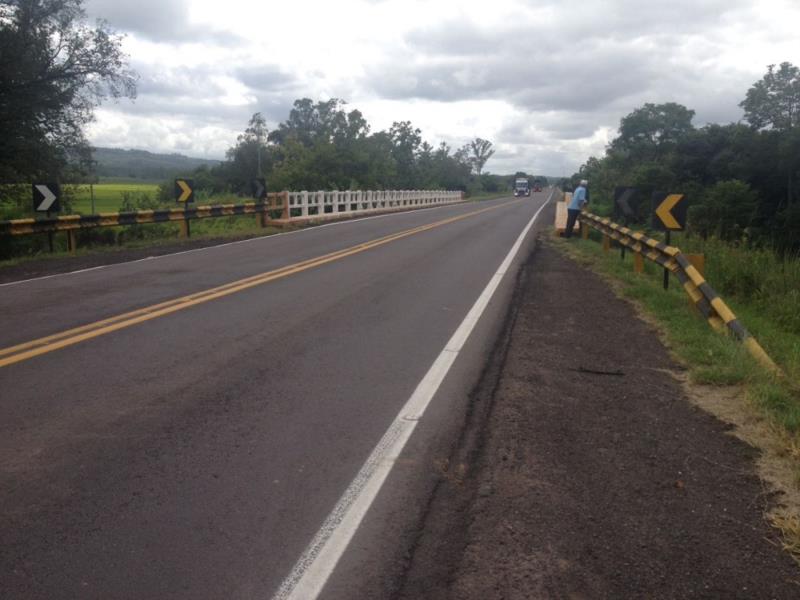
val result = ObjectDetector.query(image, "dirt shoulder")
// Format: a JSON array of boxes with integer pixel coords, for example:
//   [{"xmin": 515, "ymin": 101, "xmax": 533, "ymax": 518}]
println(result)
[{"xmin": 396, "ymin": 239, "xmax": 800, "ymax": 599}]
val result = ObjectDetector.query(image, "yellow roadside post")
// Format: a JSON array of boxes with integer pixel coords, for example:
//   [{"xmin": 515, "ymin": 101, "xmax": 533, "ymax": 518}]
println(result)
[
  {"xmin": 602, "ymin": 234, "xmax": 610, "ymax": 253},
  {"xmin": 634, "ymin": 252, "xmax": 644, "ymax": 274},
  {"xmin": 66, "ymin": 230, "xmax": 77, "ymax": 254},
  {"xmin": 685, "ymin": 254, "xmax": 706, "ymax": 312},
  {"xmin": 581, "ymin": 221, "xmax": 589, "ymax": 239},
  {"xmin": 686, "ymin": 253, "xmax": 705, "ymax": 275},
  {"xmin": 179, "ymin": 220, "xmax": 189, "ymax": 238}
]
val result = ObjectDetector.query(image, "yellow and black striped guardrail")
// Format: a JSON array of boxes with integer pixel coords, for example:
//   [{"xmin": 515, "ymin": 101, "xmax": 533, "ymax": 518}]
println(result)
[
  {"xmin": 0, "ymin": 192, "xmax": 289, "ymax": 237},
  {"xmin": 578, "ymin": 211, "xmax": 782, "ymax": 376}
]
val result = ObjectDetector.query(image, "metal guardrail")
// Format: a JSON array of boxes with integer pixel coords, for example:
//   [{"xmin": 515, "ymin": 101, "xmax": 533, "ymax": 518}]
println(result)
[
  {"xmin": 578, "ymin": 211, "xmax": 782, "ymax": 376},
  {"xmin": 0, "ymin": 190, "xmax": 465, "ymax": 239},
  {"xmin": 0, "ymin": 193, "xmax": 288, "ymax": 236}
]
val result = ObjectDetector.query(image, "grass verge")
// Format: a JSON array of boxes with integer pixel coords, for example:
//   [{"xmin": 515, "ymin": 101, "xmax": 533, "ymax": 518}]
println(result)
[{"xmin": 549, "ymin": 229, "xmax": 800, "ymax": 562}]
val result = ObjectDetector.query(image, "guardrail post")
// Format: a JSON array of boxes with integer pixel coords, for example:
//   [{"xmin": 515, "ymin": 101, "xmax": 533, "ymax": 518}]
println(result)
[
  {"xmin": 602, "ymin": 234, "xmax": 610, "ymax": 253},
  {"xmin": 634, "ymin": 252, "xmax": 644, "ymax": 274},
  {"xmin": 67, "ymin": 229, "xmax": 77, "ymax": 253},
  {"xmin": 179, "ymin": 219, "xmax": 190, "ymax": 238},
  {"xmin": 257, "ymin": 203, "xmax": 268, "ymax": 228},
  {"xmin": 685, "ymin": 254, "xmax": 705, "ymax": 312},
  {"xmin": 281, "ymin": 192, "xmax": 290, "ymax": 220},
  {"xmin": 581, "ymin": 222, "xmax": 589, "ymax": 239},
  {"xmin": 686, "ymin": 253, "xmax": 705, "ymax": 276}
]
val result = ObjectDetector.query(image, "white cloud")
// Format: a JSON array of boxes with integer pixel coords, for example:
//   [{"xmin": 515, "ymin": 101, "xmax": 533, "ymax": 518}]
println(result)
[{"xmin": 82, "ymin": 0, "xmax": 800, "ymax": 175}]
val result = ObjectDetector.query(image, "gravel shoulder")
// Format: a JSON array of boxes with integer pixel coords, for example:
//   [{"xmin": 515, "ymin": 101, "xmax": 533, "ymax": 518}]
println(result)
[{"xmin": 395, "ymin": 238, "xmax": 800, "ymax": 599}]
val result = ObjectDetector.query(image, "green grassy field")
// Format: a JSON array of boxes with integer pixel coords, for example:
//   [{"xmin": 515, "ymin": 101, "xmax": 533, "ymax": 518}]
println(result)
[{"xmin": 71, "ymin": 183, "xmax": 160, "ymax": 214}]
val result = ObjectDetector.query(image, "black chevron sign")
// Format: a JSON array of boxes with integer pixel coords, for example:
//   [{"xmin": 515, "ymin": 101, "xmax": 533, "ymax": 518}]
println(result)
[
  {"xmin": 32, "ymin": 183, "xmax": 61, "ymax": 213},
  {"xmin": 613, "ymin": 187, "xmax": 640, "ymax": 222}
]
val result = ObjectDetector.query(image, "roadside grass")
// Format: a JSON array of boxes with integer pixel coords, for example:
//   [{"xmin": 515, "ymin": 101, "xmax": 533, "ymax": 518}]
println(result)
[{"xmin": 552, "ymin": 231, "xmax": 800, "ymax": 433}]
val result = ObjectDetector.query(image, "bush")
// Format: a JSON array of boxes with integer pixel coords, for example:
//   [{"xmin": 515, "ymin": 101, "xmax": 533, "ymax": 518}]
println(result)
[{"xmin": 687, "ymin": 179, "xmax": 758, "ymax": 241}]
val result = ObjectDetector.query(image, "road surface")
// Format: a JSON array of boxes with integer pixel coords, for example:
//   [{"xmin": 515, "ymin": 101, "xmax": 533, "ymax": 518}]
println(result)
[{"xmin": 1, "ymin": 192, "xmax": 553, "ymax": 599}]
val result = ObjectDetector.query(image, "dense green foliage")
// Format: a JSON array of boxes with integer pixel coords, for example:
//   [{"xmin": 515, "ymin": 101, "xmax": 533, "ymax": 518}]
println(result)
[
  {"xmin": 0, "ymin": 0, "xmax": 136, "ymax": 186},
  {"xmin": 177, "ymin": 99, "xmax": 508, "ymax": 198},
  {"xmin": 566, "ymin": 63, "xmax": 800, "ymax": 253}
]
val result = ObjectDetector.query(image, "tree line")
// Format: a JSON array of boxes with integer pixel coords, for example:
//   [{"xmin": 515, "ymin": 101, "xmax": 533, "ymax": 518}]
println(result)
[
  {"xmin": 567, "ymin": 62, "xmax": 800, "ymax": 253},
  {"xmin": 1, "ymin": 0, "xmax": 517, "ymax": 219},
  {"xmin": 186, "ymin": 99, "xmax": 501, "ymax": 198}
]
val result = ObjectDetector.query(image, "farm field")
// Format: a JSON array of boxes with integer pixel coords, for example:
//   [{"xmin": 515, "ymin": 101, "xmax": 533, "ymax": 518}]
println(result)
[{"xmin": 71, "ymin": 183, "xmax": 160, "ymax": 214}]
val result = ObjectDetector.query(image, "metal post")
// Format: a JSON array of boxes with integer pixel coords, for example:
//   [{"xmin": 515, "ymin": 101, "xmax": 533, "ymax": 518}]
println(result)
[
  {"xmin": 620, "ymin": 219, "xmax": 628, "ymax": 260},
  {"xmin": 46, "ymin": 210, "xmax": 54, "ymax": 252},
  {"xmin": 663, "ymin": 231, "xmax": 671, "ymax": 290}
]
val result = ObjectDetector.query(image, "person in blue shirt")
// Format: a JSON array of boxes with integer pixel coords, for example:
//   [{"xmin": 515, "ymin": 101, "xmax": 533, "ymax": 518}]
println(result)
[{"xmin": 565, "ymin": 179, "xmax": 588, "ymax": 238}]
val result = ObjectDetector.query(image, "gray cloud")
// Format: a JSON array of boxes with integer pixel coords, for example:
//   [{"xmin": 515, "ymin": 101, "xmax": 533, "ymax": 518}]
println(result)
[
  {"xmin": 85, "ymin": 0, "xmax": 242, "ymax": 45},
  {"xmin": 81, "ymin": 0, "xmax": 790, "ymax": 174},
  {"xmin": 366, "ymin": 0, "xmax": 754, "ymax": 116},
  {"xmin": 369, "ymin": 39, "xmax": 657, "ymax": 112},
  {"xmin": 234, "ymin": 66, "xmax": 298, "ymax": 94},
  {"xmin": 96, "ymin": 60, "xmax": 304, "ymax": 157}
]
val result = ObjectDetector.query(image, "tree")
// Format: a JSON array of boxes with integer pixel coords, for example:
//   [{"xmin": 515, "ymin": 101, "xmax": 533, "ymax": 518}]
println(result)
[
  {"xmin": 468, "ymin": 137, "xmax": 494, "ymax": 176},
  {"xmin": 269, "ymin": 98, "xmax": 369, "ymax": 148},
  {"xmin": 388, "ymin": 121, "xmax": 421, "ymax": 188},
  {"xmin": 223, "ymin": 112, "xmax": 272, "ymax": 192},
  {"xmin": 740, "ymin": 62, "xmax": 800, "ymax": 131},
  {"xmin": 610, "ymin": 102, "xmax": 695, "ymax": 162},
  {"xmin": 0, "ymin": 0, "xmax": 137, "ymax": 183},
  {"xmin": 688, "ymin": 179, "xmax": 758, "ymax": 241},
  {"xmin": 741, "ymin": 63, "xmax": 800, "ymax": 207}
]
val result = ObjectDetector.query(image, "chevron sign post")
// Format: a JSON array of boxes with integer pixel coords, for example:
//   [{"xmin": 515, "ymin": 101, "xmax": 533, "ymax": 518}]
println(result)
[
  {"xmin": 652, "ymin": 191, "xmax": 688, "ymax": 290},
  {"xmin": 32, "ymin": 183, "xmax": 61, "ymax": 252}
]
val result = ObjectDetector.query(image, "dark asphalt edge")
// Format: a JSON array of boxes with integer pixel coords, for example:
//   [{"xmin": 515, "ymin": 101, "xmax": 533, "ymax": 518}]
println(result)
[
  {"xmin": 0, "ymin": 231, "xmax": 283, "ymax": 284},
  {"xmin": 389, "ymin": 235, "xmax": 538, "ymax": 599}
]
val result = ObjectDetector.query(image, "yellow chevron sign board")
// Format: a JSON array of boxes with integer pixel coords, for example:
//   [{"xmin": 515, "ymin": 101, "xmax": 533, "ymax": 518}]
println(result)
[
  {"xmin": 652, "ymin": 192, "xmax": 687, "ymax": 231},
  {"xmin": 174, "ymin": 179, "xmax": 194, "ymax": 203}
]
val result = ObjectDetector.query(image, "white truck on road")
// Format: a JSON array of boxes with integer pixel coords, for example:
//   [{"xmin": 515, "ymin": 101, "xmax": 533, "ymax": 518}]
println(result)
[{"xmin": 514, "ymin": 177, "xmax": 531, "ymax": 197}]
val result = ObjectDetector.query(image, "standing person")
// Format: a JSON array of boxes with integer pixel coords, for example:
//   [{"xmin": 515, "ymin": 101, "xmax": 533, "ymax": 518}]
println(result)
[{"xmin": 565, "ymin": 179, "xmax": 588, "ymax": 238}]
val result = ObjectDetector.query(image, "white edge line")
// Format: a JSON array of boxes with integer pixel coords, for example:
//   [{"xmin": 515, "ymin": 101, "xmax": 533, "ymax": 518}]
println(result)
[
  {"xmin": 0, "ymin": 197, "xmax": 518, "ymax": 289},
  {"xmin": 271, "ymin": 190, "xmax": 554, "ymax": 600}
]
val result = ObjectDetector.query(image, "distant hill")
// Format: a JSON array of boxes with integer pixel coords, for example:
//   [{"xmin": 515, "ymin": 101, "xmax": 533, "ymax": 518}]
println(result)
[{"xmin": 91, "ymin": 147, "xmax": 221, "ymax": 182}]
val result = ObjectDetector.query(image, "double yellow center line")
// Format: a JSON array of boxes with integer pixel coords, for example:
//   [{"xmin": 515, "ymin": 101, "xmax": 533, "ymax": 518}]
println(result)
[{"xmin": 0, "ymin": 201, "xmax": 515, "ymax": 369}]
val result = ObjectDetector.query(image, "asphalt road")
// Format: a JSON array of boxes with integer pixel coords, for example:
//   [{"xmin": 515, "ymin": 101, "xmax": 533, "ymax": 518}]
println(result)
[{"xmin": 0, "ymin": 192, "xmax": 552, "ymax": 599}]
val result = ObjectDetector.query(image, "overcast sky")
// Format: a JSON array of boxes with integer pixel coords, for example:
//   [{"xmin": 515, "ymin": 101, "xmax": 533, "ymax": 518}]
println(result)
[{"xmin": 84, "ymin": 0, "xmax": 800, "ymax": 176}]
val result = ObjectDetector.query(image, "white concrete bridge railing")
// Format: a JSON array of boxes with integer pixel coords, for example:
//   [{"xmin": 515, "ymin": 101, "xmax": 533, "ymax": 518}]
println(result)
[{"xmin": 283, "ymin": 190, "xmax": 464, "ymax": 221}]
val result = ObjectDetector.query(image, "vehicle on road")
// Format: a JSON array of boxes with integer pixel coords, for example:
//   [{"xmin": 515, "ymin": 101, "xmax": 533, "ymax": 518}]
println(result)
[{"xmin": 514, "ymin": 177, "xmax": 531, "ymax": 197}]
